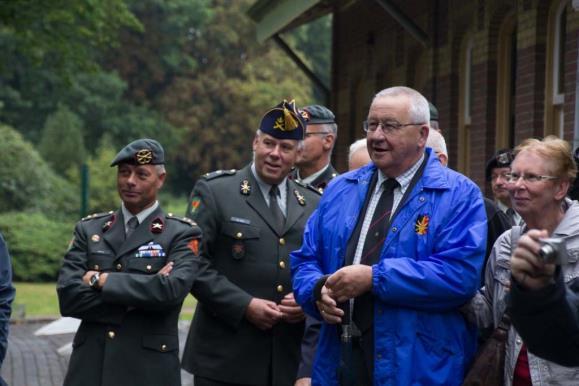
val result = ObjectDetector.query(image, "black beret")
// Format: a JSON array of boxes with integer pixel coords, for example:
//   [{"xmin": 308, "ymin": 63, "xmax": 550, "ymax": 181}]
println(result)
[
  {"xmin": 301, "ymin": 105, "xmax": 335, "ymax": 125},
  {"xmin": 429, "ymin": 102, "xmax": 438, "ymax": 122},
  {"xmin": 485, "ymin": 149, "xmax": 513, "ymax": 181},
  {"xmin": 110, "ymin": 138, "xmax": 165, "ymax": 167},
  {"xmin": 259, "ymin": 100, "xmax": 306, "ymax": 140}
]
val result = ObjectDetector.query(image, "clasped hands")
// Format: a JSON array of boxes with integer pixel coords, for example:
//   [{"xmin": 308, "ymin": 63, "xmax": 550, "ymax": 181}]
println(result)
[
  {"xmin": 316, "ymin": 265, "xmax": 373, "ymax": 324},
  {"xmin": 511, "ymin": 229, "xmax": 556, "ymax": 290},
  {"xmin": 245, "ymin": 292, "xmax": 305, "ymax": 330}
]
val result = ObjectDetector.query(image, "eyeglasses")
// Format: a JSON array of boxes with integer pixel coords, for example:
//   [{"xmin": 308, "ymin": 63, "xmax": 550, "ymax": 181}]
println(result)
[
  {"xmin": 490, "ymin": 172, "xmax": 509, "ymax": 181},
  {"xmin": 505, "ymin": 172, "xmax": 559, "ymax": 184},
  {"xmin": 363, "ymin": 120, "xmax": 424, "ymax": 134},
  {"xmin": 304, "ymin": 132, "xmax": 330, "ymax": 137}
]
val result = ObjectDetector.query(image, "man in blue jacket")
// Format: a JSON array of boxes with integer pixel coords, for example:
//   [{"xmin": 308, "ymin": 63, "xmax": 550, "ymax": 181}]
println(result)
[
  {"xmin": 291, "ymin": 86, "xmax": 487, "ymax": 385},
  {"xmin": 0, "ymin": 232, "xmax": 15, "ymax": 386}
]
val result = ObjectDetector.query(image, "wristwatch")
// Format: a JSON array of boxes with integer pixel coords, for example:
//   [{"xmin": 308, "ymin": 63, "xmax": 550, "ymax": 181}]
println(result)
[{"xmin": 89, "ymin": 272, "xmax": 101, "ymax": 290}]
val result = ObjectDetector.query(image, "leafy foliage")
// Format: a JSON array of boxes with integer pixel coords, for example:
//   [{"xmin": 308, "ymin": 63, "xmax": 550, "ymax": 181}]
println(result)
[
  {"xmin": 0, "ymin": 0, "xmax": 142, "ymax": 76},
  {"xmin": 0, "ymin": 124, "xmax": 79, "ymax": 216},
  {"xmin": 39, "ymin": 104, "xmax": 86, "ymax": 175},
  {"xmin": 0, "ymin": 212, "xmax": 74, "ymax": 282}
]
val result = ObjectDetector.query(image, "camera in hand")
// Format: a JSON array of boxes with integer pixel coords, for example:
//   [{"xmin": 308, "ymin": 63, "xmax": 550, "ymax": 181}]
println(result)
[{"xmin": 538, "ymin": 238, "xmax": 569, "ymax": 265}]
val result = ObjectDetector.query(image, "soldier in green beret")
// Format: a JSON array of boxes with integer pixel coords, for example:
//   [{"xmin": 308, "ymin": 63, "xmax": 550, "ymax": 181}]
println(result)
[
  {"xmin": 182, "ymin": 100, "xmax": 321, "ymax": 386},
  {"xmin": 57, "ymin": 138, "xmax": 203, "ymax": 386}
]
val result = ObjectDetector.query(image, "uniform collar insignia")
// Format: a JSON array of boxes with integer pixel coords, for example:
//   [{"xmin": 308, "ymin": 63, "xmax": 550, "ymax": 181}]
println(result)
[
  {"xmin": 102, "ymin": 214, "xmax": 116, "ymax": 232},
  {"xmin": 150, "ymin": 217, "xmax": 164, "ymax": 234},
  {"xmin": 415, "ymin": 214, "xmax": 430, "ymax": 235},
  {"xmin": 240, "ymin": 179, "xmax": 251, "ymax": 195},
  {"xmin": 293, "ymin": 189, "xmax": 306, "ymax": 206}
]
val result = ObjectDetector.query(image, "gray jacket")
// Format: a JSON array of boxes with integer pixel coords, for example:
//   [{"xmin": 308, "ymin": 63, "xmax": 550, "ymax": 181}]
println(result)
[{"xmin": 465, "ymin": 199, "xmax": 579, "ymax": 385}]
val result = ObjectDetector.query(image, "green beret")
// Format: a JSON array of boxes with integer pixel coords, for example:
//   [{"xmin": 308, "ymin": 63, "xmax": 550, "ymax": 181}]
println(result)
[
  {"xmin": 110, "ymin": 138, "xmax": 165, "ymax": 167},
  {"xmin": 301, "ymin": 105, "xmax": 335, "ymax": 124}
]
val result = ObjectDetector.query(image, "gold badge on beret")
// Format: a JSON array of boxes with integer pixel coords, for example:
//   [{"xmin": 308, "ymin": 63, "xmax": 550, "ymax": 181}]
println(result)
[{"xmin": 136, "ymin": 149, "xmax": 153, "ymax": 165}]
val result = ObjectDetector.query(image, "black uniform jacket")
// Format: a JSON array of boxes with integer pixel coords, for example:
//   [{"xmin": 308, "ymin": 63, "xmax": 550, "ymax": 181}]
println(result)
[
  {"xmin": 57, "ymin": 206, "xmax": 202, "ymax": 386},
  {"xmin": 182, "ymin": 165, "xmax": 320, "ymax": 386}
]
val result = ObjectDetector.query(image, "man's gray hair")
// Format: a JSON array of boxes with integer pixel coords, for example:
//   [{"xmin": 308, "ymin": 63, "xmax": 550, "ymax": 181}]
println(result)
[
  {"xmin": 372, "ymin": 86, "xmax": 430, "ymax": 124},
  {"xmin": 348, "ymin": 138, "xmax": 367, "ymax": 163},
  {"xmin": 255, "ymin": 129, "xmax": 304, "ymax": 151},
  {"xmin": 155, "ymin": 164, "xmax": 166, "ymax": 175},
  {"xmin": 426, "ymin": 129, "xmax": 447, "ymax": 157}
]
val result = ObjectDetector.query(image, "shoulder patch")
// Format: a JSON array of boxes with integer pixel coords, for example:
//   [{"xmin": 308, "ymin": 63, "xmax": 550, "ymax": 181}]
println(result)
[
  {"xmin": 81, "ymin": 211, "xmax": 114, "ymax": 222},
  {"xmin": 201, "ymin": 169, "xmax": 237, "ymax": 180},
  {"xmin": 292, "ymin": 180, "xmax": 322, "ymax": 196},
  {"xmin": 166, "ymin": 213, "xmax": 198, "ymax": 227}
]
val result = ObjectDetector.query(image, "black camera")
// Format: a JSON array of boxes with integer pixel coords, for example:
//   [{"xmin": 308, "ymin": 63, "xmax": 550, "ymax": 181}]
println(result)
[{"xmin": 538, "ymin": 238, "xmax": 569, "ymax": 265}]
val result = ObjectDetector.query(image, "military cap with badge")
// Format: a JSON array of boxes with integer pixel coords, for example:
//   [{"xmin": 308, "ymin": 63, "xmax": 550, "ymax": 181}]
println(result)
[
  {"xmin": 110, "ymin": 138, "xmax": 165, "ymax": 166},
  {"xmin": 485, "ymin": 149, "xmax": 514, "ymax": 181},
  {"xmin": 300, "ymin": 104, "xmax": 336, "ymax": 125}
]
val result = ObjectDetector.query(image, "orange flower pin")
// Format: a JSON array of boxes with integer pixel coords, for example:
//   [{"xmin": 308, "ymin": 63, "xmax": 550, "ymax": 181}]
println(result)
[{"xmin": 415, "ymin": 214, "xmax": 430, "ymax": 235}]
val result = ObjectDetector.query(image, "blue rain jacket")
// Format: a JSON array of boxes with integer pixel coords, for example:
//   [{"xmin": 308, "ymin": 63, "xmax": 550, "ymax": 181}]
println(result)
[{"xmin": 291, "ymin": 149, "xmax": 486, "ymax": 386}]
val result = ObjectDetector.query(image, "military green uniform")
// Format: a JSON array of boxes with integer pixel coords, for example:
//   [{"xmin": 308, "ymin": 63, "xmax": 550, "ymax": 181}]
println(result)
[
  {"xmin": 182, "ymin": 165, "xmax": 320, "ymax": 386},
  {"xmin": 292, "ymin": 164, "xmax": 338, "ymax": 194},
  {"xmin": 57, "ymin": 206, "xmax": 202, "ymax": 386}
]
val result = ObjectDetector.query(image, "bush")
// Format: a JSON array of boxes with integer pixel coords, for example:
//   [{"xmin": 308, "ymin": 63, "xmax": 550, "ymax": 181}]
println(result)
[
  {"xmin": 0, "ymin": 123, "xmax": 80, "ymax": 217},
  {"xmin": 0, "ymin": 212, "xmax": 74, "ymax": 282}
]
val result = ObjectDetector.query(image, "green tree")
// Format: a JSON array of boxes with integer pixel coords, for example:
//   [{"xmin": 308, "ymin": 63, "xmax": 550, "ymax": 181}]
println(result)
[
  {"xmin": 38, "ymin": 104, "xmax": 86, "ymax": 175},
  {"xmin": 0, "ymin": 124, "xmax": 79, "ymax": 216},
  {"xmin": 0, "ymin": 0, "xmax": 141, "ymax": 77}
]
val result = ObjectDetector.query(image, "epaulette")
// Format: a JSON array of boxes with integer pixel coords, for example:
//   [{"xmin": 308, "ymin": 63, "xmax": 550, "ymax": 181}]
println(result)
[
  {"xmin": 293, "ymin": 180, "xmax": 322, "ymax": 196},
  {"xmin": 81, "ymin": 211, "xmax": 114, "ymax": 222},
  {"xmin": 201, "ymin": 169, "xmax": 237, "ymax": 180},
  {"xmin": 166, "ymin": 213, "xmax": 198, "ymax": 227}
]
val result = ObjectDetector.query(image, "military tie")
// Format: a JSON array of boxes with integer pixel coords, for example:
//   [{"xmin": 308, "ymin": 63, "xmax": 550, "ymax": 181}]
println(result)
[
  {"xmin": 269, "ymin": 185, "xmax": 285, "ymax": 233},
  {"xmin": 126, "ymin": 216, "xmax": 139, "ymax": 239},
  {"xmin": 354, "ymin": 178, "xmax": 400, "ymax": 332}
]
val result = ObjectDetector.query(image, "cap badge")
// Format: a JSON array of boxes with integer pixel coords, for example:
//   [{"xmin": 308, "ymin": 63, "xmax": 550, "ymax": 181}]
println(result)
[
  {"xmin": 240, "ymin": 180, "xmax": 251, "ymax": 195},
  {"xmin": 91, "ymin": 234, "xmax": 101, "ymax": 242},
  {"xmin": 496, "ymin": 152, "xmax": 511, "ymax": 165},
  {"xmin": 136, "ymin": 149, "xmax": 153, "ymax": 165}
]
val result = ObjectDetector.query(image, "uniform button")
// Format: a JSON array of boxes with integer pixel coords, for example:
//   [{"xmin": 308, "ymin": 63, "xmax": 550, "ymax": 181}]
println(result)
[
  {"xmin": 236, "ymin": 232, "xmax": 243, "ymax": 239},
  {"xmin": 146, "ymin": 264, "xmax": 152, "ymax": 271},
  {"xmin": 276, "ymin": 285, "xmax": 284, "ymax": 293},
  {"xmin": 374, "ymin": 231, "xmax": 379, "ymax": 237},
  {"xmin": 279, "ymin": 261, "xmax": 286, "ymax": 269},
  {"xmin": 108, "ymin": 331, "xmax": 115, "ymax": 339},
  {"xmin": 94, "ymin": 264, "xmax": 100, "ymax": 270},
  {"xmin": 116, "ymin": 263, "xmax": 122, "ymax": 271},
  {"xmin": 161, "ymin": 344, "xmax": 167, "ymax": 352},
  {"xmin": 279, "ymin": 238, "xmax": 286, "ymax": 245},
  {"xmin": 516, "ymin": 338, "xmax": 522, "ymax": 344}
]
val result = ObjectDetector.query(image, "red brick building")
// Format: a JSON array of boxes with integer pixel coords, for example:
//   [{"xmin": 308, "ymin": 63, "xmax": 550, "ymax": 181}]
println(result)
[{"xmin": 249, "ymin": 0, "xmax": 579, "ymax": 192}]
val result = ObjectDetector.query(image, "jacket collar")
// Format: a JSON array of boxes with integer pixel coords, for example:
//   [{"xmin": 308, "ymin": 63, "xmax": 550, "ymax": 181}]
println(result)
[{"xmin": 344, "ymin": 148, "xmax": 449, "ymax": 190}]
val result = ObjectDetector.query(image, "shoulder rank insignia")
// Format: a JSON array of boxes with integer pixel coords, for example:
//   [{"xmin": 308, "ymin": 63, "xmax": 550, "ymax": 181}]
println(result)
[
  {"xmin": 415, "ymin": 214, "xmax": 430, "ymax": 235},
  {"xmin": 82, "ymin": 210, "xmax": 114, "ymax": 222},
  {"xmin": 202, "ymin": 169, "xmax": 237, "ymax": 180},
  {"xmin": 240, "ymin": 179, "xmax": 251, "ymax": 195},
  {"xmin": 167, "ymin": 213, "xmax": 198, "ymax": 227},
  {"xmin": 150, "ymin": 217, "xmax": 164, "ymax": 234},
  {"xmin": 293, "ymin": 189, "xmax": 306, "ymax": 206}
]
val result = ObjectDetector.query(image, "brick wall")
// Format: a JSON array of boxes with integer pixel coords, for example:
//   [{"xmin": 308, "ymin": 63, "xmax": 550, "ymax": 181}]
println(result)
[{"xmin": 329, "ymin": 0, "xmax": 578, "ymax": 191}]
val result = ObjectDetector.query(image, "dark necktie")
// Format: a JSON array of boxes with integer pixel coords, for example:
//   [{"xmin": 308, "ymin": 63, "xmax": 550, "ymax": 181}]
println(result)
[
  {"xmin": 506, "ymin": 208, "xmax": 516, "ymax": 226},
  {"xmin": 354, "ymin": 178, "xmax": 400, "ymax": 333},
  {"xmin": 126, "ymin": 216, "xmax": 139, "ymax": 239},
  {"xmin": 269, "ymin": 185, "xmax": 285, "ymax": 232}
]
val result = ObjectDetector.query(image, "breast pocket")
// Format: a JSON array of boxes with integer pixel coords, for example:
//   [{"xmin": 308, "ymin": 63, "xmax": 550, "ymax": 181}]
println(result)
[
  {"xmin": 220, "ymin": 222, "xmax": 261, "ymax": 261},
  {"xmin": 127, "ymin": 257, "xmax": 168, "ymax": 274},
  {"xmin": 87, "ymin": 251, "xmax": 115, "ymax": 271}
]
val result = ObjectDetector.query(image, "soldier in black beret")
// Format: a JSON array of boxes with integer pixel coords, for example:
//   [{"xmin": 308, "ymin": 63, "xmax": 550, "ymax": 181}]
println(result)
[
  {"xmin": 293, "ymin": 104, "xmax": 339, "ymax": 194},
  {"xmin": 486, "ymin": 149, "xmax": 521, "ymax": 225},
  {"xmin": 183, "ymin": 100, "xmax": 321, "ymax": 386},
  {"xmin": 57, "ymin": 138, "xmax": 203, "ymax": 386},
  {"xmin": 428, "ymin": 102, "xmax": 440, "ymax": 132}
]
